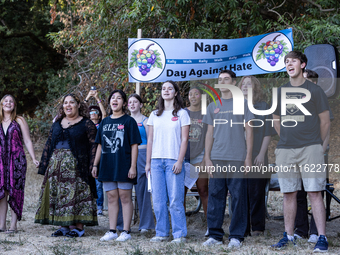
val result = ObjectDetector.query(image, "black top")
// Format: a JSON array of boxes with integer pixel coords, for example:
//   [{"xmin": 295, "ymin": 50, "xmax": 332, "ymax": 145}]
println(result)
[
  {"xmin": 95, "ymin": 114, "xmax": 142, "ymax": 184},
  {"xmin": 273, "ymin": 80, "xmax": 330, "ymax": 149},
  {"xmin": 252, "ymin": 101, "xmax": 276, "ymax": 158},
  {"xmin": 38, "ymin": 118, "xmax": 98, "ymax": 197}
]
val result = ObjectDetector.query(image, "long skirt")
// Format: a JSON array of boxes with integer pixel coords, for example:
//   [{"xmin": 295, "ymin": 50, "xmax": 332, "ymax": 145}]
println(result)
[{"xmin": 34, "ymin": 149, "xmax": 98, "ymax": 226}]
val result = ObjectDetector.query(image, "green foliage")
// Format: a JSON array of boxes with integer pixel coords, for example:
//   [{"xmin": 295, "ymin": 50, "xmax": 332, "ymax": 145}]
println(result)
[
  {"xmin": 43, "ymin": 0, "xmax": 340, "ymax": 113},
  {"xmin": 0, "ymin": 0, "xmax": 65, "ymax": 114},
  {"xmin": 3, "ymin": 0, "xmax": 339, "ymax": 119}
]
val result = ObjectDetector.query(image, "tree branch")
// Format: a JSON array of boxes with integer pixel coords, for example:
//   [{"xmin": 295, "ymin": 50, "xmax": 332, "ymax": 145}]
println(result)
[{"xmin": 307, "ymin": 0, "xmax": 335, "ymax": 12}]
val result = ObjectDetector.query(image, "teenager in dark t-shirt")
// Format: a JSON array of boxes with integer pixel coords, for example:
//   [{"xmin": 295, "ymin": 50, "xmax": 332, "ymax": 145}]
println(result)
[
  {"xmin": 202, "ymin": 70, "xmax": 254, "ymax": 249},
  {"xmin": 294, "ymin": 69, "xmax": 334, "ymax": 243},
  {"xmin": 92, "ymin": 90, "xmax": 141, "ymax": 242},
  {"xmin": 271, "ymin": 51, "xmax": 330, "ymax": 253}
]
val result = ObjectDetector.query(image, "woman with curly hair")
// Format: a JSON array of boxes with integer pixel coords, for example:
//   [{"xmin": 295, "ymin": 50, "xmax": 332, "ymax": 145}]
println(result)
[
  {"xmin": 35, "ymin": 93, "xmax": 98, "ymax": 238},
  {"xmin": 0, "ymin": 94, "xmax": 39, "ymax": 233},
  {"xmin": 146, "ymin": 81, "xmax": 190, "ymax": 243}
]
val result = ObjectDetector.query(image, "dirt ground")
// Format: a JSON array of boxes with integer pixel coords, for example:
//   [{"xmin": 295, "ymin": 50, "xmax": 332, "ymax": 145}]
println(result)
[{"xmin": 1, "ymin": 100, "xmax": 340, "ymax": 254}]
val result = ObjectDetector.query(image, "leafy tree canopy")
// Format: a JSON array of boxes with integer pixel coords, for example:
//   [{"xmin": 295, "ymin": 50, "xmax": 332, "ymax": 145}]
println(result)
[{"xmin": 0, "ymin": 0, "xmax": 65, "ymax": 113}]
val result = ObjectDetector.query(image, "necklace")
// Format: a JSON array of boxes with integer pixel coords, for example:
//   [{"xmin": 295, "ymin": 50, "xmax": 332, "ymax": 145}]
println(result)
[
  {"xmin": 3, "ymin": 118, "xmax": 11, "ymax": 122},
  {"xmin": 66, "ymin": 117, "xmax": 78, "ymax": 125}
]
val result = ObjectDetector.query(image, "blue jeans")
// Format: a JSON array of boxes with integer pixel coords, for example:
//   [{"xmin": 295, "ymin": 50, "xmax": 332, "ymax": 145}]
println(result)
[
  {"xmin": 95, "ymin": 179, "xmax": 103, "ymax": 209},
  {"xmin": 151, "ymin": 158, "xmax": 187, "ymax": 239},
  {"xmin": 207, "ymin": 160, "xmax": 248, "ymax": 242}
]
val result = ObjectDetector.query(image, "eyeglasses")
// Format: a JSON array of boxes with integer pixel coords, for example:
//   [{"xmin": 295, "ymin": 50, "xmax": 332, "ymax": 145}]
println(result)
[{"xmin": 90, "ymin": 110, "xmax": 99, "ymax": 115}]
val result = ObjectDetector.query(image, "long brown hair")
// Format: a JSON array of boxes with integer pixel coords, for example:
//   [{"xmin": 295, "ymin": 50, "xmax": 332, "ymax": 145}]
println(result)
[
  {"xmin": 0, "ymin": 94, "xmax": 18, "ymax": 122},
  {"xmin": 56, "ymin": 93, "xmax": 89, "ymax": 121},
  {"xmin": 238, "ymin": 76, "xmax": 265, "ymax": 104},
  {"xmin": 156, "ymin": 80, "xmax": 184, "ymax": 117}
]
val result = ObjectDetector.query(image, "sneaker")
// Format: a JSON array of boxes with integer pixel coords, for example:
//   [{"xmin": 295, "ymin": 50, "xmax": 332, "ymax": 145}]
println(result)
[
  {"xmin": 308, "ymin": 234, "xmax": 318, "ymax": 243},
  {"xmin": 313, "ymin": 235, "xmax": 328, "ymax": 253},
  {"xmin": 271, "ymin": 232, "xmax": 296, "ymax": 250},
  {"xmin": 97, "ymin": 209, "xmax": 103, "ymax": 216},
  {"xmin": 116, "ymin": 231, "xmax": 131, "ymax": 242},
  {"xmin": 171, "ymin": 237, "xmax": 186, "ymax": 243},
  {"xmin": 204, "ymin": 228, "xmax": 209, "ymax": 237},
  {"xmin": 202, "ymin": 237, "xmax": 223, "ymax": 246},
  {"xmin": 140, "ymin": 229, "xmax": 149, "ymax": 234},
  {"xmin": 294, "ymin": 233, "xmax": 303, "ymax": 239},
  {"xmin": 100, "ymin": 231, "xmax": 118, "ymax": 241},
  {"xmin": 150, "ymin": 236, "xmax": 169, "ymax": 242},
  {"xmin": 227, "ymin": 238, "xmax": 242, "ymax": 249}
]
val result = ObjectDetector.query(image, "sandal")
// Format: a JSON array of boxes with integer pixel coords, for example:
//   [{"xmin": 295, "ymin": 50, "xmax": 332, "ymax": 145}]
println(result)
[
  {"xmin": 65, "ymin": 229, "xmax": 85, "ymax": 238},
  {"xmin": 51, "ymin": 229, "xmax": 67, "ymax": 237}
]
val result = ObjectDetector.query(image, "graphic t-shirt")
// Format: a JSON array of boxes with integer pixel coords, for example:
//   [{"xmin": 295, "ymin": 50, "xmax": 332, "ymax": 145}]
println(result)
[
  {"xmin": 273, "ymin": 80, "xmax": 330, "ymax": 149},
  {"xmin": 148, "ymin": 109, "xmax": 190, "ymax": 160},
  {"xmin": 202, "ymin": 98, "xmax": 254, "ymax": 161},
  {"xmin": 184, "ymin": 108, "xmax": 207, "ymax": 160},
  {"xmin": 95, "ymin": 114, "xmax": 142, "ymax": 183}
]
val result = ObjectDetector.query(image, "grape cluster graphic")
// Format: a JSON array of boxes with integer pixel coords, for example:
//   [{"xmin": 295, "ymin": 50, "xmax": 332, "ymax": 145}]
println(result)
[
  {"xmin": 256, "ymin": 35, "xmax": 289, "ymax": 67},
  {"xmin": 129, "ymin": 43, "xmax": 163, "ymax": 76}
]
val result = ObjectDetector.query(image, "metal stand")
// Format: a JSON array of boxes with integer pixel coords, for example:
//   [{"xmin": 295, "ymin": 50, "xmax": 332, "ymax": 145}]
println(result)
[{"xmin": 324, "ymin": 147, "xmax": 340, "ymax": 221}]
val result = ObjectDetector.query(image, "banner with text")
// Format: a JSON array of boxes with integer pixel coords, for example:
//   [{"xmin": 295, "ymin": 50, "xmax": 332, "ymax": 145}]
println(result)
[{"xmin": 128, "ymin": 29, "xmax": 293, "ymax": 83}]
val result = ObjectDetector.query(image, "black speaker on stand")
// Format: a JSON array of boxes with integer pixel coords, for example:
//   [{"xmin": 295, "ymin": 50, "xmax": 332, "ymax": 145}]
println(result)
[
  {"xmin": 305, "ymin": 44, "xmax": 340, "ymax": 99},
  {"xmin": 305, "ymin": 44, "xmax": 340, "ymax": 221}
]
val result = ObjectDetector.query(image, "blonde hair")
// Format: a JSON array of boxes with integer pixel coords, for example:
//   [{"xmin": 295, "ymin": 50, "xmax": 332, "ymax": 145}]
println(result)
[
  {"xmin": 0, "ymin": 94, "xmax": 18, "ymax": 122},
  {"xmin": 238, "ymin": 76, "xmax": 265, "ymax": 104}
]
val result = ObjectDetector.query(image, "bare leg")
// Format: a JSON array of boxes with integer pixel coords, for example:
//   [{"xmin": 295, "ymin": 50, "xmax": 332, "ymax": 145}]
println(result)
[
  {"xmin": 107, "ymin": 189, "xmax": 119, "ymax": 230},
  {"xmin": 184, "ymin": 186, "xmax": 188, "ymax": 210},
  {"xmin": 75, "ymin": 223, "xmax": 84, "ymax": 231},
  {"xmin": 119, "ymin": 189, "xmax": 133, "ymax": 231},
  {"xmin": 283, "ymin": 191, "xmax": 297, "ymax": 236},
  {"xmin": 0, "ymin": 192, "xmax": 9, "ymax": 230},
  {"xmin": 196, "ymin": 177, "xmax": 209, "ymax": 217},
  {"xmin": 308, "ymin": 191, "xmax": 326, "ymax": 236},
  {"xmin": 9, "ymin": 207, "xmax": 17, "ymax": 230}
]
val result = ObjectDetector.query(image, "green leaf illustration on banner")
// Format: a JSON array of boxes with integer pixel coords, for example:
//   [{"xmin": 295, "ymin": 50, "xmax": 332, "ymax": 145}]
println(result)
[{"xmin": 129, "ymin": 44, "xmax": 162, "ymax": 77}]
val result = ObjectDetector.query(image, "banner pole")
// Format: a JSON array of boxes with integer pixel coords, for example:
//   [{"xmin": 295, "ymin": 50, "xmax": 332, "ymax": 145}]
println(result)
[{"xmin": 136, "ymin": 29, "xmax": 142, "ymax": 95}]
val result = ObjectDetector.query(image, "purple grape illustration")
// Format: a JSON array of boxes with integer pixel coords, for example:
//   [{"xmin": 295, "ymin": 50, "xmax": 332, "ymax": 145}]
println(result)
[
  {"xmin": 256, "ymin": 34, "xmax": 289, "ymax": 67},
  {"xmin": 129, "ymin": 43, "xmax": 163, "ymax": 76}
]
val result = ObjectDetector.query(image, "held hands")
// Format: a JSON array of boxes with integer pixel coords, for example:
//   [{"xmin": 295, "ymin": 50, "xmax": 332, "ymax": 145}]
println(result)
[
  {"xmin": 91, "ymin": 167, "xmax": 98, "ymax": 179},
  {"xmin": 33, "ymin": 159, "xmax": 40, "ymax": 168},
  {"xmin": 205, "ymin": 158, "xmax": 214, "ymax": 178},
  {"xmin": 244, "ymin": 157, "xmax": 252, "ymax": 175},
  {"xmin": 128, "ymin": 167, "xmax": 137, "ymax": 179},
  {"xmin": 254, "ymin": 153, "xmax": 265, "ymax": 167},
  {"xmin": 172, "ymin": 161, "xmax": 182, "ymax": 174}
]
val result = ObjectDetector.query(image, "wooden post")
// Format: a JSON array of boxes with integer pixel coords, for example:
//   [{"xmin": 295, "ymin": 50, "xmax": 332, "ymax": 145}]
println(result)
[{"xmin": 136, "ymin": 29, "xmax": 142, "ymax": 95}]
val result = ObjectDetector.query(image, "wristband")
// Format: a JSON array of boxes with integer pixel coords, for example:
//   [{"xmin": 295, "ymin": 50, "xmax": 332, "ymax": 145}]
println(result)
[
  {"xmin": 84, "ymin": 99, "xmax": 88, "ymax": 102},
  {"xmin": 93, "ymin": 165, "xmax": 98, "ymax": 168},
  {"xmin": 97, "ymin": 100, "xmax": 102, "ymax": 104}
]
